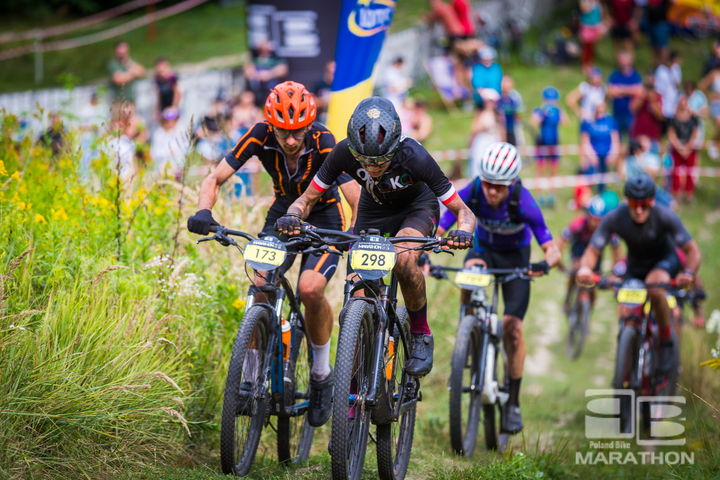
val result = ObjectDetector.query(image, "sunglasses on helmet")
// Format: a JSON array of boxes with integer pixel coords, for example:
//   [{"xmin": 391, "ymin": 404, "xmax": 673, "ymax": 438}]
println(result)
[{"xmin": 348, "ymin": 145, "xmax": 395, "ymax": 166}]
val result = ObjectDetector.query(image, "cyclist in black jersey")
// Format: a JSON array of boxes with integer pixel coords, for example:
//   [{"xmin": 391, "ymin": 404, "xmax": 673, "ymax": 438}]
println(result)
[
  {"xmin": 277, "ymin": 96, "xmax": 476, "ymax": 377},
  {"xmin": 187, "ymin": 81, "xmax": 361, "ymax": 427},
  {"xmin": 577, "ymin": 175, "xmax": 701, "ymax": 373}
]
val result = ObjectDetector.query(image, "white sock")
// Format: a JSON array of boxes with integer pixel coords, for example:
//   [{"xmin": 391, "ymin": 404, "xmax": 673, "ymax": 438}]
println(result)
[
  {"xmin": 242, "ymin": 349, "xmax": 259, "ymax": 383},
  {"xmin": 311, "ymin": 339, "xmax": 332, "ymax": 380}
]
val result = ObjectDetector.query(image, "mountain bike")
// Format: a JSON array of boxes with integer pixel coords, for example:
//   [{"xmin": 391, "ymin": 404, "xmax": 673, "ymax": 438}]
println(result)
[
  {"xmin": 196, "ymin": 226, "xmax": 319, "ymax": 476},
  {"xmin": 429, "ymin": 262, "xmax": 546, "ymax": 456},
  {"xmin": 594, "ymin": 276, "xmax": 683, "ymax": 434},
  {"xmin": 294, "ymin": 226, "xmax": 453, "ymax": 480}
]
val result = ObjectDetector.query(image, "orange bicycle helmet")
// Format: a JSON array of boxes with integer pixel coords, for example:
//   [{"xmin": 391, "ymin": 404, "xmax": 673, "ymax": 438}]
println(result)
[{"xmin": 264, "ymin": 81, "xmax": 317, "ymax": 129}]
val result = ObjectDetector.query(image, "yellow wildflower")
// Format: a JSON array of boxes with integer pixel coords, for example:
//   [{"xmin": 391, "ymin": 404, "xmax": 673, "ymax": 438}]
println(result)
[
  {"xmin": 52, "ymin": 207, "xmax": 69, "ymax": 221},
  {"xmin": 18, "ymin": 183, "xmax": 27, "ymax": 194},
  {"xmin": 154, "ymin": 207, "xmax": 165, "ymax": 215},
  {"xmin": 0, "ymin": 160, "xmax": 6, "ymax": 176},
  {"xmin": 232, "ymin": 299, "xmax": 247, "ymax": 309},
  {"xmin": 34, "ymin": 214, "xmax": 47, "ymax": 224},
  {"xmin": 11, "ymin": 171, "xmax": 20, "ymax": 181},
  {"xmin": 17, "ymin": 201, "xmax": 27, "ymax": 211}
]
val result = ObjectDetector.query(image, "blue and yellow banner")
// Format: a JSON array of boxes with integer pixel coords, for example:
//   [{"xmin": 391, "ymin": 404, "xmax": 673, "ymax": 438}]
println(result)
[{"xmin": 326, "ymin": 0, "xmax": 396, "ymax": 139}]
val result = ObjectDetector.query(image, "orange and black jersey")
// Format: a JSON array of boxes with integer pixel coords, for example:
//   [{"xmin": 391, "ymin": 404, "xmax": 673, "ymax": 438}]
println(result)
[{"xmin": 225, "ymin": 121, "xmax": 352, "ymax": 209}]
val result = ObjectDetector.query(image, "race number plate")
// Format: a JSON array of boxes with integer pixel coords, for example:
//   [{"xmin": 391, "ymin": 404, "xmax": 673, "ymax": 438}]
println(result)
[
  {"xmin": 350, "ymin": 235, "xmax": 396, "ymax": 280},
  {"xmin": 455, "ymin": 268, "xmax": 492, "ymax": 290},
  {"xmin": 617, "ymin": 287, "xmax": 647, "ymax": 306},
  {"xmin": 243, "ymin": 236, "xmax": 287, "ymax": 271}
]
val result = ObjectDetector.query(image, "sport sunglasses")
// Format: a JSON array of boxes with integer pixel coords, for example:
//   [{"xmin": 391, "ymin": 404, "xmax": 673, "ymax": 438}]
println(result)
[
  {"xmin": 348, "ymin": 145, "xmax": 395, "ymax": 166},
  {"xmin": 627, "ymin": 198, "xmax": 654, "ymax": 210},
  {"xmin": 274, "ymin": 126, "xmax": 308, "ymax": 140},
  {"xmin": 481, "ymin": 180, "xmax": 509, "ymax": 191}
]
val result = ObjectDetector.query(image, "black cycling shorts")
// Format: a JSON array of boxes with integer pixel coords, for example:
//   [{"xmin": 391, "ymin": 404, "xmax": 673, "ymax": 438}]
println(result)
[
  {"xmin": 354, "ymin": 190, "xmax": 439, "ymax": 237},
  {"xmin": 261, "ymin": 199, "xmax": 346, "ymax": 282},
  {"xmin": 626, "ymin": 249, "xmax": 681, "ymax": 282},
  {"xmin": 465, "ymin": 244, "xmax": 531, "ymax": 319}
]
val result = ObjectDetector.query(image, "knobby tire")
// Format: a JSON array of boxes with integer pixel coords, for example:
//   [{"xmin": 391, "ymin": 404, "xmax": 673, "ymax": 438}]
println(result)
[{"xmin": 449, "ymin": 314, "xmax": 482, "ymax": 456}]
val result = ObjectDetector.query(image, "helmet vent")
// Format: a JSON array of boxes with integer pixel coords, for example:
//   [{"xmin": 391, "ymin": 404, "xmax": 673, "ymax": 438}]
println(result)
[
  {"xmin": 276, "ymin": 110, "xmax": 284, "ymax": 122},
  {"xmin": 359, "ymin": 125, "xmax": 366, "ymax": 144},
  {"xmin": 287, "ymin": 89, "xmax": 294, "ymax": 98},
  {"xmin": 378, "ymin": 126, "xmax": 386, "ymax": 145},
  {"xmin": 298, "ymin": 108, "xmax": 306, "ymax": 122},
  {"xmin": 288, "ymin": 105, "xmax": 295, "ymax": 121}
]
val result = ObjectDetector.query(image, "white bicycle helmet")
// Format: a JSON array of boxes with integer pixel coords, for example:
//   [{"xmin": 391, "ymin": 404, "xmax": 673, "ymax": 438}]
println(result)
[{"xmin": 479, "ymin": 142, "xmax": 522, "ymax": 185}]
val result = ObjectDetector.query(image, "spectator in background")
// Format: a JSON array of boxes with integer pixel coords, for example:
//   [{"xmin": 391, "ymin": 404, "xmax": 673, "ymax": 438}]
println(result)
[
  {"xmin": 150, "ymin": 108, "xmax": 190, "ymax": 179},
  {"xmin": 452, "ymin": 0, "xmax": 476, "ymax": 39},
  {"xmin": 470, "ymin": 46, "xmax": 503, "ymax": 106},
  {"xmin": 106, "ymin": 106, "xmax": 137, "ymax": 184},
  {"xmin": 608, "ymin": 51, "xmax": 642, "ymax": 140},
  {"xmin": 698, "ymin": 65, "xmax": 720, "ymax": 160},
  {"xmin": 78, "ymin": 91, "xmax": 105, "ymax": 174},
  {"xmin": 312, "ymin": 60, "xmax": 335, "ymax": 124},
  {"xmin": 606, "ymin": 0, "xmax": 637, "ymax": 58},
  {"xmin": 426, "ymin": 0, "xmax": 465, "ymax": 48},
  {"xmin": 667, "ymin": 95, "xmax": 700, "ymax": 203},
  {"xmin": 702, "ymin": 38, "xmax": 720, "ymax": 76},
  {"xmin": 108, "ymin": 41, "xmax": 146, "ymax": 106},
  {"xmin": 655, "ymin": 50, "xmax": 682, "ymax": 121},
  {"xmin": 684, "ymin": 80, "xmax": 708, "ymax": 154},
  {"xmin": 580, "ymin": 101, "xmax": 620, "ymax": 191},
  {"xmin": 244, "ymin": 39, "xmax": 288, "ymax": 107},
  {"xmin": 230, "ymin": 91, "xmax": 262, "ymax": 142},
  {"xmin": 467, "ymin": 88, "xmax": 504, "ymax": 179},
  {"xmin": 621, "ymin": 137, "xmax": 676, "ymax": 208},
  {"xmin": 402, "ymin": 98, "xmax": 433, "ymax": 142},
  {"xmin": 498, "ymin": 75, "xmax": 524, "ymax": 146},
  {"xmin": 578, "ymin": 0, "xmax": 606, "ymax": 70},
  {"xmin": 641, "ymin": 0, "xmax": 671, "ymax": 66},
  {"xmin": 566, "ymin": 66, "xmax": 607, "ymax": 121},
  {"xmin": 154, "ymin": 57, "xmax": 181, "ymax": 123},
  {"xmin": 532, "ymin": 86, "xmax": 568, "ymax": 207},
  {"xmin": 38, "ymin": 112, "xmax": 65, "ymax": 156},
  {"xmin": 121, "ymin": 102, "xmax": 149, "ymax": 165},
  {"xmin": 383, "ymin": 57, "xmax": 413, "ymax": 112},
  {"xmin": 630, "ymin": 71, "xmax": 664, "ymax": 146}
]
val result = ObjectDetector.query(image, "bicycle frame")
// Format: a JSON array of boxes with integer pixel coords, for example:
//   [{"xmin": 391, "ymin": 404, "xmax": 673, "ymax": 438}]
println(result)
[
  {"xmin": 341, "ymin": 273, "xmax": 418, "ymax": 425},
  {"xmin": 244, "ymin": 259, "xmax": 309, "ymax": 417}
]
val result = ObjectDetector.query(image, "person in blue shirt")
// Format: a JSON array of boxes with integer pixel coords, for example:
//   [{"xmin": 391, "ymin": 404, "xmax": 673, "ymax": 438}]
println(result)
[
  {"xmin": 608, "ymin": 51, "xmax": 642, "ymax": 140},
  {"xmin": 498, "ymin": 75, "xmax": 524, "ymax": 146},
  {"xmin": 530, "ymin": 86, "xmax": 568, "ymax": 207},
  {"xmin": 580, "ymin": 101, "xmax": 620, "ymax": 192},
  {"xmin": 470, "ymin": 46, "xmax": 503, "ymax": 107}
]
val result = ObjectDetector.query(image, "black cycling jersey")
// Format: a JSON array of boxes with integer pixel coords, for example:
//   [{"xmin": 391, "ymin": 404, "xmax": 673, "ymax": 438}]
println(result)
[
  {"xmin": 225, "ymin": 121, "xmax": 352, "ymax": 209},
  {"xmin": 311, "ymin": 136, "xmax": 457, "ymax": 208},
  {"xmin": 590, "ymin": 203, "xmax": 692, "ymax": 272}
]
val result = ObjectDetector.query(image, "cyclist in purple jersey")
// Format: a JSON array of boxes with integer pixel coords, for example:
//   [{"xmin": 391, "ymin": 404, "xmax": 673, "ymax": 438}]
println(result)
[{"xmin": 437, "ymin": 142, "xmax": 560, "ymax": 436}]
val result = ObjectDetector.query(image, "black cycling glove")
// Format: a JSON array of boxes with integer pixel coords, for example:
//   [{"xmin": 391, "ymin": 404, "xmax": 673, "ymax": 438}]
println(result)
[
  {"xmin": 275, "ymin": 214, "xmax": 305, "ymax": 235},
  {"xmin": 187, "ymin": 209, "xmax": 219, "ymax": 235},
  {"xmin": 446, "ymin": 229, "xmax": 474, "ymax": 248},
  {"xmin": 531, "ymin": 261, "xmax": 550, "ymax": 275},
  {"xmin": 334, "ymin": 227, "xmax": 355, "ymax": 253}
]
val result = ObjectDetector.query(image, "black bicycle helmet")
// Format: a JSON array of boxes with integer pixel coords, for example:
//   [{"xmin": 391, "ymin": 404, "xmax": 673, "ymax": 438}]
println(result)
[
  {"xmin": 623, "ymin": 174, "xmax": 656, "ymax": 200},
  {"xmin": 347, "ymin": 96, "xmax": 402, "ymax": 157}
]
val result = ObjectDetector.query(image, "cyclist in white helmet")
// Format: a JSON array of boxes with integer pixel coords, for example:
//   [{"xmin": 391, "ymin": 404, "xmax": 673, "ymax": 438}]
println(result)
[{"xmin": 437, "ymin": 142, "xmax": 561, "ymax": 436}]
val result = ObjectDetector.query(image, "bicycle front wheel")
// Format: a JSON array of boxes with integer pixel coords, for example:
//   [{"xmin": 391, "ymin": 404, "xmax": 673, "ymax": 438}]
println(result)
[
  {"xmin": 277, "ymin": 323, "xmax": 315, "ymax": 465},
  {"xmin": 377, "ymin": 306, "xmax": 416, "ymax": 480},
  {"xmin": 331, "ymin": 300, "xmax": 374, "ymax": 480},
  {"xmin": 449, "ymin": 314, "xmax": 483, "ymax": 456},
  {"xmin": 613, "ymin": 326, "xmax": 640, "ymax": 434},
  {"xmin": 567, "ymin": 297, "xmax": 591, "ymax": 360},
  {"xmin": 220, "ymin": 305, "xmax": 271, "ymax": 476}
]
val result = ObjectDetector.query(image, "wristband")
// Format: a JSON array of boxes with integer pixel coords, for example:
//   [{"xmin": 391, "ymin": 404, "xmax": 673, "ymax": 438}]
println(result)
[{"xmin": 683, "ymin": 269, "xmax": 694, "ymax": 277}]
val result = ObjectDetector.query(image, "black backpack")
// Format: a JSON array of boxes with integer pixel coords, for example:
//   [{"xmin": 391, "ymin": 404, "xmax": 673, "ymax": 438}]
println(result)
[{"xmin": 469, "ymin": 177, "xmax": 523, "ymax": 224}]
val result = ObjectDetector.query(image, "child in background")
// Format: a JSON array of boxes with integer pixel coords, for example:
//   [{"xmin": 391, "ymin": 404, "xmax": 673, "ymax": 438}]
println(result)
[
  {"xmin": 498, "ymin": 76, "xmax": 525, "ymax": 146},
  {"xmin": 531, "ymin": 86, "xmax": 568, "ymax": 207}
]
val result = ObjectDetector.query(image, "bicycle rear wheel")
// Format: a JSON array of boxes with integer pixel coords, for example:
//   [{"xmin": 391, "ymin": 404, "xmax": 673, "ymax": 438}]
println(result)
[
  {"xmin": 449, "ymin": 314, "xmax": 482, "ymax": 456},
  {"xmin": 377, "ymin": 307, "xmax": 416, "ymax": 480},
  {"xmin": 220, "ymin": 305, "xmax": 271, "ymax": 476},
  {"xmin": 613, "ymin": 326, "xmax": 640, "ymax": 434},
  {"xmin": 277, "ymin": 322, "xmax": 315, "ymax": 465},
  {"xmin": 331, "ymin": 301, "xmax": 374, "ymax": 480}
]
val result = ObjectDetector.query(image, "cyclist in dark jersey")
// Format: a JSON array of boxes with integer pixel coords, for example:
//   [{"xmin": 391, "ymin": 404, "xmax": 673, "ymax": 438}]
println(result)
[
  {"xmin": 557, "ymin": 194, "xmax": 622, "ymax": 312},
  {"xmin": 437, "ymin": 142, "xmax": 561, "ymax": 435},
  {"xmin": 187, "ymin": 81, "xmax": 360, "ymax": 428},
  {"xmin": 276, "ymin": 96, "xmax": 476, "ymax": 379},
  {"xmin": 577, "ymin": 175, "xmax": 701, "ymax": 373}
]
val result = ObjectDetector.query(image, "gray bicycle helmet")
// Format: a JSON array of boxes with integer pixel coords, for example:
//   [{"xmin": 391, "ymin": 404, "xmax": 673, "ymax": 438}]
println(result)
[
  {"xmin": 624, "ymin": 174, "xmax": 656, "ymax": 200},
  {"xmin": 347, "ymin": 97, "xmax": 402, "ymax": 157}
]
